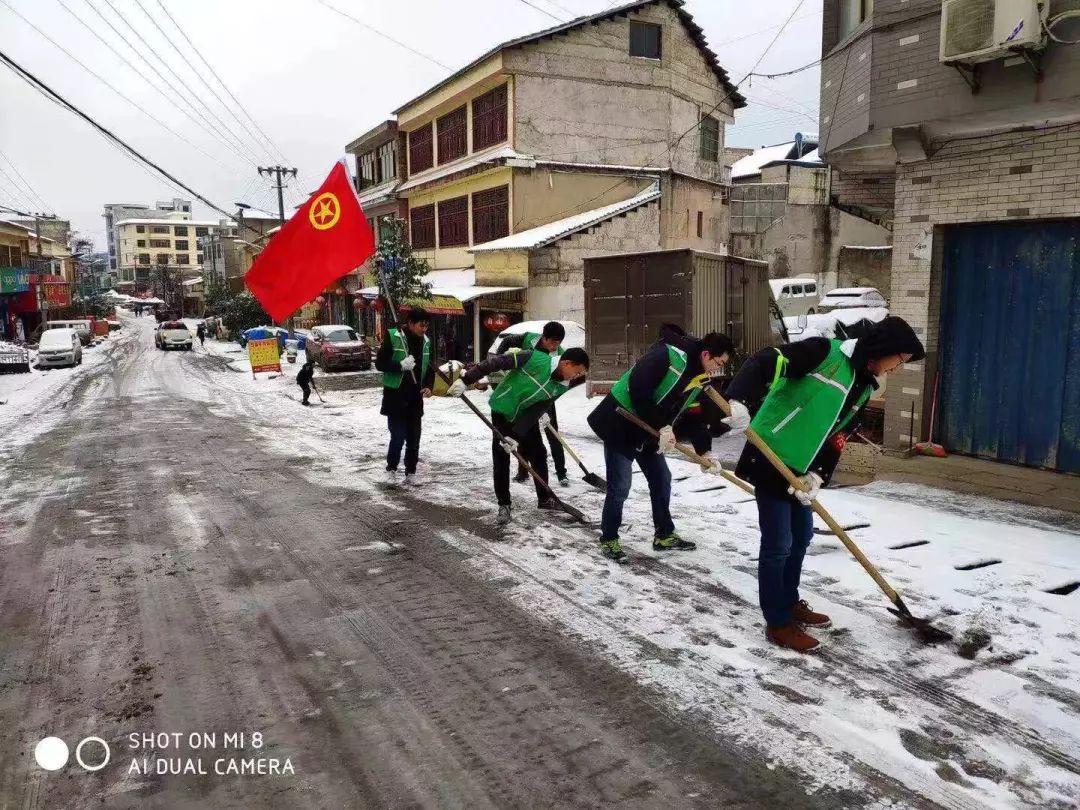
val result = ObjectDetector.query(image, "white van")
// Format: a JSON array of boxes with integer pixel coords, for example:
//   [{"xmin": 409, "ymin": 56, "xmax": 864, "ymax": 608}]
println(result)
[
  {"xmin": 769, "ymin": 278, "xmax": 820, "ymax": 318},
  {"xmin": 46, "ymin": 319, "xmax": 93, "ymax": 346},
  {"xmin": 37, "ymin": 328, "xmax": 82, "ymax": 368}
]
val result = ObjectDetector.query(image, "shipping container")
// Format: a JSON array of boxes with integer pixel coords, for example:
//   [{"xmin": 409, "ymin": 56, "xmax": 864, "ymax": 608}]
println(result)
[{"xmin": 584, "ymin": 249, "xmax": 771, "ymax": 394}]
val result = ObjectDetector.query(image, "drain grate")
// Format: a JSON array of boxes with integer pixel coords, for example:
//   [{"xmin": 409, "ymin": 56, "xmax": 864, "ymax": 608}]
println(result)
[
  {"xmin": 888, "ymin": 540, "xmax": 930, "ymax": 550},
  {"xmin": 954, "ymin": 559, "xmax": 1002, "ymax": 571},
  {"xmin": 1045, "ymin": 581, "xmax": 1080, "ymax": 596}
]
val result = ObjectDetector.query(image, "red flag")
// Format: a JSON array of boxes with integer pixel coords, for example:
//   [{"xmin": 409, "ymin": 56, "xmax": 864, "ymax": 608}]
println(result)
[{"xmin": 245, "ymin": 160, "xmax": 375, "ymax": 322}]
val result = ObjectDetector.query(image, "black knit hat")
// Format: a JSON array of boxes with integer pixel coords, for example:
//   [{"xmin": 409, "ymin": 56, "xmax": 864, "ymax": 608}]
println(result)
[{"xmin": 851, "ymin": 316, "xmax": 926, "ymax": 369}]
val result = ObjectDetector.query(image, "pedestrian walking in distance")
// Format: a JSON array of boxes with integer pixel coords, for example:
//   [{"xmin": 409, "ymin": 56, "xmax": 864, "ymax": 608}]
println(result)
[
  {"xmin": 196, "ymin": 321, "xmax": 206, "ymax": 348},
  {"xmin": 297, "ymin": 360, "xmax": 316, "ymax": 406},
  {"xmin": 588, "ymin": 327, "xmax": 734, "ymax": 562},
  {"xmin": 375, "ymin": 307, "xmax": 435, "ymax": 485},
  {"xmin": 724, "ymin": 315, "xmax": 925, "ymax": 653},
  {"xmin": 447, "ymin": 346, "xmax": 590, "ymax": 525},
  {"xmin": 498, "ymin": 322, "xmax": 572, "ymax": 488}
]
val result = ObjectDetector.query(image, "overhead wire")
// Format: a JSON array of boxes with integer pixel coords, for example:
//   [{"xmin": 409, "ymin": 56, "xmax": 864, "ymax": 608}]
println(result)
[
  {"xmin": 0, "ymin": 0, "xmax": 245, "ymax": 174},
  {"xmin": 0, "ymin": 147, "xmax": 51, "ymax": 212},
  {"xmin": 310, "ymin": 0, "xmax": 453, "ymax": 71}
]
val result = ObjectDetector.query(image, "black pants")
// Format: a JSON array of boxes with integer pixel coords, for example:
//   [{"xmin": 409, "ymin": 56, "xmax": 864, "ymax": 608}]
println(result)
[
  {"xmin": 493, "ymin": 414, "xmax": 547, "ymax": 506},
  {"xmin": 387, "ymin": 408, "xmax": 423, "ymax": 473},
  {"xmin": 299, "ymin": 383, "xmax": 311, "ymax": 404},
  {"xmin": 516, "ymin": 405, "xmax": 567, "ymax": 479}
]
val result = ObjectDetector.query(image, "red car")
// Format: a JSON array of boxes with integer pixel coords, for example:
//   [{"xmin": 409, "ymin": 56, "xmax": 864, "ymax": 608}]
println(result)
[{"xmin": 305, "ymin": 325, "xmax": 372, "ymax": 372}]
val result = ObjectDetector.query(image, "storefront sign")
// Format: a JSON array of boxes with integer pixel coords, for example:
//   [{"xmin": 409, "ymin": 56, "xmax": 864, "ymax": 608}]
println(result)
[
  {"xmin": 405, "ymin": 294, "xmax": 464, "ymax": 315},
  {"xmin": 0, "ymin": 268, "xmax": 29, "ymax": 293},
  {"xmin": 43, "ymin": 281, "xmax": 71, "ymax": 307},
  {"xmin": 247, "ymin": 338, "xmax": 281, "ymax": 376}
]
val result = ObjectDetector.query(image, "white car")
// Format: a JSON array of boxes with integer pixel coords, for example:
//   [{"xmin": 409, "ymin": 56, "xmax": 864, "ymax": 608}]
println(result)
[
  {"xmin": 156, "ymin": 320, "xmax": 193, "ymax": 350},
  {"xmin": 817, "ymin": 287, "xmax": 887, "ymax": 313},
  {"xmin": 37, "ymin": 327, "xmax": 83, "ymax": 368},
  {"xmin": 486, "ymin": 320, "xmax": 585, "ymax": 384}
]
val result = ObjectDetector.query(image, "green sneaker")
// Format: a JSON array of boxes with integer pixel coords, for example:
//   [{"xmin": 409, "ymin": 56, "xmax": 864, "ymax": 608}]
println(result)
[
  {"xmin": 653, "ymin": 533, "xmax": 697, "ymax": 552},
  {"xmin": 599, "ymin": 538, "xmax": 626, "ymax": 563}
]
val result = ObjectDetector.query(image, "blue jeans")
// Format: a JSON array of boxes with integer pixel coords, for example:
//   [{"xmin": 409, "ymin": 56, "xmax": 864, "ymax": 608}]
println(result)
[
  {"xmin": 386, "ymin": 409, "xmax": 422, "ymax": 473},
  {"xmin": 600, "ymin": 445, "xmax": 674, "ymax": 542},
  {"xmin": 756, "ymin": 491, "xmax": 814, "ymax": 626}
]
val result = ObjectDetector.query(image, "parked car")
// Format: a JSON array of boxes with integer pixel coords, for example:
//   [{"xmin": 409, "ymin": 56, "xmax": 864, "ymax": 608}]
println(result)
[
  {"xmin": 769, "ymin": 278, "xmax": 820, "ymax": 317},
  {"xmin": 36, "ymin": 327, "xmax": 82, "ymax": 368},
  {"xmin": 817, "ymin": 287, "xmax": 887, "ymax": 313},
  {"xmin": 238, "ymin": 325, "xmax": 289, "ymax": 349},
  {"xmin": 46, "ymin": 319, "xmax": 93, "ymax": 346},
  {"xmin": 156, "ymin": 320, "xmax": 193, "ymax": 351},
  {"xmin": 306, "ymin": 325, "xmax": 371, "ymax": 371},
  {"xmin": 0, "ymin": 342, "xmax": 31, "ymax": 374},
  {"xmin": 485, "ymin": 320, "xmax": 585, "ymax": 386}
]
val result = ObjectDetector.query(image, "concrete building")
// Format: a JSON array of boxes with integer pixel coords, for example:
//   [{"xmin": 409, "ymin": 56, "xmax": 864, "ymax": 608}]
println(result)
[
  {"xmin": 113, "ymin": 211, "xmax": 217, "ymax": 293},
  {"xmin": 729, "ymin": 136, "xmax": 892, "ymax": 287},
  {"xmin": 819, "ymin": 0, "xmax": 1080, "ymax": 474},
  {"xmin": 345, "ymin": 0, "xmax": 746, "ymax": 354},
  {"xmin": 103, "ymin": 198, "xmax": 191, "ymax": 275}
]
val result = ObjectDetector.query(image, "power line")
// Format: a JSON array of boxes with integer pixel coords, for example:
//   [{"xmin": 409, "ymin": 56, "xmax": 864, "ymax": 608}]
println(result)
[
  {"xmin": 52, "ymin": 0, "xmax": 255, "ymax": 168},
  {"xmin": 93, "ymin": 0, "xmax": 258, "ymax": 163},
  {"xmin": 154, "ymin": 0, "xmax": 289, "ymax": 165},
  {"xmin": 131, "ymin": 0, "xmax": 280, "ymax": 166},
  {"xmin": 750, "ymin": 57, "xmax": 822, "ymax": 80},
  {"xmin": 711, "ymin": 11, "xmax": 822, "ymax": 46},
  {"xmin": 310, "ymin": 0, "xmax": 453, "ymax": 71},
  {"xmin": 0, "ymin": 48, "xmax": 263, "ymax": 240},
  {"xmin": 0, "ymin": 147, "xmax": 51, "ymax": 212},
  {"xmin": 515, "ymin": 0, "xmax": 565, "ymax": 23},
  {"xmin": 0, "ymin": 0, "xmax": 242, "ymax": 172}
]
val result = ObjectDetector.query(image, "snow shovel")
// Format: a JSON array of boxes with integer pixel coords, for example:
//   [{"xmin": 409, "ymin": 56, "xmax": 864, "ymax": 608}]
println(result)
[
  {"xmin": 701, "ymin": 386, "xmax": 952, "ymax": 644},
  {"xmin": 615, "ymin": 407, "xmax": 756, "ymax": 496},
  {"xmin": 437, "ymin": 369, "xmax": 589, "ymax": 524},
  {"xmin": 543, "ymin": 423, "xmax": 606, "ymax": 492}
]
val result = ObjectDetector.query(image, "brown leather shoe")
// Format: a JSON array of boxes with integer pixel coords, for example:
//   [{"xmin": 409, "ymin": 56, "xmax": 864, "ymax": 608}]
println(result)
[
  {"xmin": 792, "ymin": 599, "xmax": 832, "ymax": 628},
  {"xmin": 766, "ymin": 623, "xmax": 820, "ymax": 652}
]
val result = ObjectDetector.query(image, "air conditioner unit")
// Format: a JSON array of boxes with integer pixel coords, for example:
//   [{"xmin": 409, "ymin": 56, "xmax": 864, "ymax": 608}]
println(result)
[{"xmin": 939, "ymin": 0, "xmax": 1047, "ymax": 64}]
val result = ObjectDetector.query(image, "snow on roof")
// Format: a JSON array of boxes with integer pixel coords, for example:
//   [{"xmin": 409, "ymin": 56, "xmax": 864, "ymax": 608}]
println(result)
[
  {"xmin": 115, "ymin": 218, "xmax": 220, "ymax": 227},
  {"xmin": 237, "ymin": 207, "xmax": 281, "ymax": 220},
  {"xmin": 469, "ymin": 186, "xmax": 662, "ymax": 253},
  {"xmin": 731, "ymin": 140, "xmax": 822, "ymax": 179},
  {"xmin": 357, "ymin": 179, "xmax": 399, "ymax": 206},
  {"xmin": 396, "ymin": 146, "xmax": 524, "ymax": 192},
  {"xmin": 182, "ymin": 278, "xmax": 202, "ymax": 287},
  {"xmin": 823, "ymin": 287, "xmax": 880, "ymax": 295},
  {"xmin": 841, "ymin": 244, "xmax": 893, "ymax": 250},
  {"xmin": 359, "ymin": 268, "xmax": 523, "ymax": 302}
]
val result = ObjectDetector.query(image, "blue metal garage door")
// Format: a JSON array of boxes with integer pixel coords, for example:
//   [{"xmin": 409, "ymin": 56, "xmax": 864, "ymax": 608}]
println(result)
[{"xmin": 939, "ymin": 220, "xmax": 1080, "ymax": 473}]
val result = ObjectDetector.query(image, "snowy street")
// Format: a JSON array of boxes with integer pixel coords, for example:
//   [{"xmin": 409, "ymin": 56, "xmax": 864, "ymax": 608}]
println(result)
[{"xmin": 1, "ymin": 313, "xmax": 1078, "ymax": 808}]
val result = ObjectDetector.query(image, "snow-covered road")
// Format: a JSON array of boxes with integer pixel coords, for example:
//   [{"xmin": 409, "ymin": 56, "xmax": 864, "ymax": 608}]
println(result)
[{"xmin": 2, "ymin": 312, "xmax": 1078, "ymax": 808}]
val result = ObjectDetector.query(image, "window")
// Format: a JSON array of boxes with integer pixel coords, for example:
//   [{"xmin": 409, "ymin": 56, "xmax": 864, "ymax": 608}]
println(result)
[
  {"xmin": 196, "ymin": 253, "xmax": 203, "ymax": 263},
  {"xmin": 378, "ymin": 214, "xmax": 395, "ymax": 243},
  {"xmin": 781, "ymin": 286, "xmax": 791, "ymax": 296},
  {"xmin": 174, "ymin": 226, "xmax": 188, "ymax": 236},
  {"xmin": 839, "ymin": 0, "xmax": 873, "ymax": 40},
  {"xmin": 175, "ymin": 240, "xmax": 189, "ymax": 251},
  {"xmin": 150, "ymin": 239, "xmax": 170, "ymax": 248},
  {"xmin": 408, "ymin": 123, "xmax": 434, "ymax": 175},
  {"xmin": 156, "ymin": 253, "xmax": 170, "ymax": 265},
  {"xmin": 137, "ymin": 240, "xmax": 146, "ymax": 248},
  {"xmin": 437, "ymin": 105, "xmax": 468, "ymax": 164},
  {"xmin": 151, "ymin": 225, "xmax": 169, "ymax": 234},
  {"xmin": 700, "ymin": 115, "xmax": 720, "ymax": 162},
  {"xmin": 629, "ymin": 21, "xmax": 661, "ymax": 59},
  {"xmin": 696, "ymin": 211, "xmax": 704, "ymax": 238},
  {"xmin": 139, "ymin": 254, "xmax": 150, "ymax": 265},
  {"xmin": 136, "ymin": 225, "xmax": 145, "ymax": 233},
  {"xmin": 805, "ymin": 282, "xmax": 817, "ymax": 294},
  {"xmin": 437, "ymin": 196, "xmax": 469, "ymax": 247},
  {"xmin": 792, "ymin": 284, "xmax": 804, "ymax": 295},
  {"xmin": 377, "ymin": 141, "xmax": 396, "ymax": 182},
  {"xmin": 358, "ymin": 150, "xmax": 378, "ymax": 188},
  {"xmin": 195, "ymin": 227, "xmax": 208, "ymax": 237},
  {"xmin": 472, "ymin": 185, "xmax": 509, "ymax": 244},
  {"xmin": 177, "ymin": 254, "xmax": 191, "ymax": 265},
  {"xmin": 472, "ymin": 85, "xmax": 508, "ymax": 151},
  {"xmin": 410, "ymin": 204, "xmax": 435, "ymax": 249}
]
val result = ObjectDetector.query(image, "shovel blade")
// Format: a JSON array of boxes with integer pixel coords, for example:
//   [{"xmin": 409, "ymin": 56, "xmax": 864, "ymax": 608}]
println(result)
[
  {"xmin": 582, "ymin": 472, "xmax": 607, "ymax": 492},
  {"xmin": 553, "ymin": 496, "xmax": 590, "ymax": 524},
  {"xmin": 886, "ymin": 606, "xmax": 953, "ymax": 645}
]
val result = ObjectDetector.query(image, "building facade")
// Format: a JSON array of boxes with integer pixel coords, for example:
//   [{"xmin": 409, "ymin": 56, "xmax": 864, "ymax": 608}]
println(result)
[
  {"xmin": 103, "ymin": 198, "xmax": 191, "ymax": 275},
  {"xmin": 819, "ymin": 0, "xmax": 1080, "ymax": 473},
  {"xmin": 114, "ymin": 213, "xmax": 216, "ymax": 294}
]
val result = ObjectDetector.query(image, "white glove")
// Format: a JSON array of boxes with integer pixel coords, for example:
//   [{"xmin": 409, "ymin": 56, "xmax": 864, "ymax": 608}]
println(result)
[
  {"xmin": 399, "ymin": 355, "xmax": 416, "ymax": 372},
  {"xmin": 699, "ymin": 452, "xmax": 723, "ymax": 475},
  {"xmin": 657, "ymin": 425, "xmax": 677, "ymax": 452},
  {"xmin": 446, "ymin": 378, "xmax": 467, "ymax": 397},
  {"xmin": 538, "ymin": 413, "xmax": 551, "ymax": 432},
  {"xmin": 721, "ymin": 399, "xmax": 751, "ymax": 433},
  {"xmin": 500, "ymin": 437, "xmax": 519, "ymax": 455},
  {"xmin": 788, "ymin": 472, "xmax": 823, "ymax": 505}
]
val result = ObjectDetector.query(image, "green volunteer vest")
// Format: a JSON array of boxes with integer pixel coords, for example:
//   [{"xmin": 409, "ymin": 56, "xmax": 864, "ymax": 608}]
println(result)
[
  {"xmin": 382, "ymin": 328, "xmax": 430, "ymax": 389},
  {"xmin": 611, "ymin": 345, "xmax": 702, "ymax": 415},
  {"xmin": 750, "ymin": 340, "xmax": 872, "ymax": 474},
  {"xmin": 489, "ymin": 349, "xmax": 568, "ymax": 421}
]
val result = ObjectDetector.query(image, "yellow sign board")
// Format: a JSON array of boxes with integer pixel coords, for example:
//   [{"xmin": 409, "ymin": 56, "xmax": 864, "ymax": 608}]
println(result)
[{"xmin": 248, "ymin": 337, "xmax": 281, "ymax": 376}]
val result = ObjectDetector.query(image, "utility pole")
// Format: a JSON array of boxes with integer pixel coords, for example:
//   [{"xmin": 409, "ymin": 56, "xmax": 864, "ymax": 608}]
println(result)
[{"xmin": 257, "ymin": 166, "xmax": 298, "ymax": 226}]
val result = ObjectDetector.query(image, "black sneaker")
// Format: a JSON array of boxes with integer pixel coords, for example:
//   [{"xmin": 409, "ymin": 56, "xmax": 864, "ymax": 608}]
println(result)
[
  {"xmin": 496, "ymin": 505, "xmax": 512, "ymax": 525},
  {"xmin": 537, "ymin": 497, "xmax": 560, "ymax": 510},
  {"xmin": 600, "ymin": 538, "xmax": 626, "ymax": 562},
  {"xmin": 558, "ymin": 476, "xmax": 570, "ymax": 488},
  {"xmin": 513, "ymin": 469, "xmax": 529, "ymax": 483},
  {"xmin": 653, "ymin": 533, "xmax": 697, "ymax": 552}
]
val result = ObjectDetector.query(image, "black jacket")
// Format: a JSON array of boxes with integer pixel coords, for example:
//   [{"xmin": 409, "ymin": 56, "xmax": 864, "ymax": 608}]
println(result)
[
  {"xmin": 375, "ymin": 328, "xmax": 436, "ymax": 417},
  {"xmin": 464, "ymin": 350, "xmax": 583, "ymax": 434},
  {"xmin": 588, "ymin": 325, "xmax": 712, "ymax": 457},
  {"xmin": 296, "ymin": 364, "xmax": 315, "ymax": 387},
  {"xmin": 725, "ymin": 316, "xmax": 925, "ymax": 496}
]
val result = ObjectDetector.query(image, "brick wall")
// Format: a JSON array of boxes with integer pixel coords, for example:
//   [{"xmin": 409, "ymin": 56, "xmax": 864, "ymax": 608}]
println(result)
[
  {"xmin": 883, "ymin": 125, "xmax": 1080, "ymax": 449},
  {"xmin": 831, "ymin": 170, "xmax": 896, "ymax": 209}
]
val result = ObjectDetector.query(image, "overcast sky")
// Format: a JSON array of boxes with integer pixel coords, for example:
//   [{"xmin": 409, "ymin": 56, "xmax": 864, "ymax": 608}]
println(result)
[{"xmin": 0, "ymin": 0, "xmax": 822, "ymax": 248}]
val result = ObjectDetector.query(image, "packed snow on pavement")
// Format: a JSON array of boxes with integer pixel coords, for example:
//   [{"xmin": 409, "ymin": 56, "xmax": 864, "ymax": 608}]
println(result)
[{"xmin": 10, "ymin": 312, "xmax": 1080, "ymax": 807}]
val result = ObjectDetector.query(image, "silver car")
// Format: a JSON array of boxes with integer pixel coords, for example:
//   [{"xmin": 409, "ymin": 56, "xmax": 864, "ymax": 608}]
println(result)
[{"xmin": 37, "ymin": 327, "xmax": 83, "ymax": 368}]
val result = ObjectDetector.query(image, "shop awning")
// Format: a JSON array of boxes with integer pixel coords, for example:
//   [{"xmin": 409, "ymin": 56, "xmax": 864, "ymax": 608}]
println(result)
[{"xmin": 359, "ymin": 268, "xmax": 523, "ymax": 313}]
